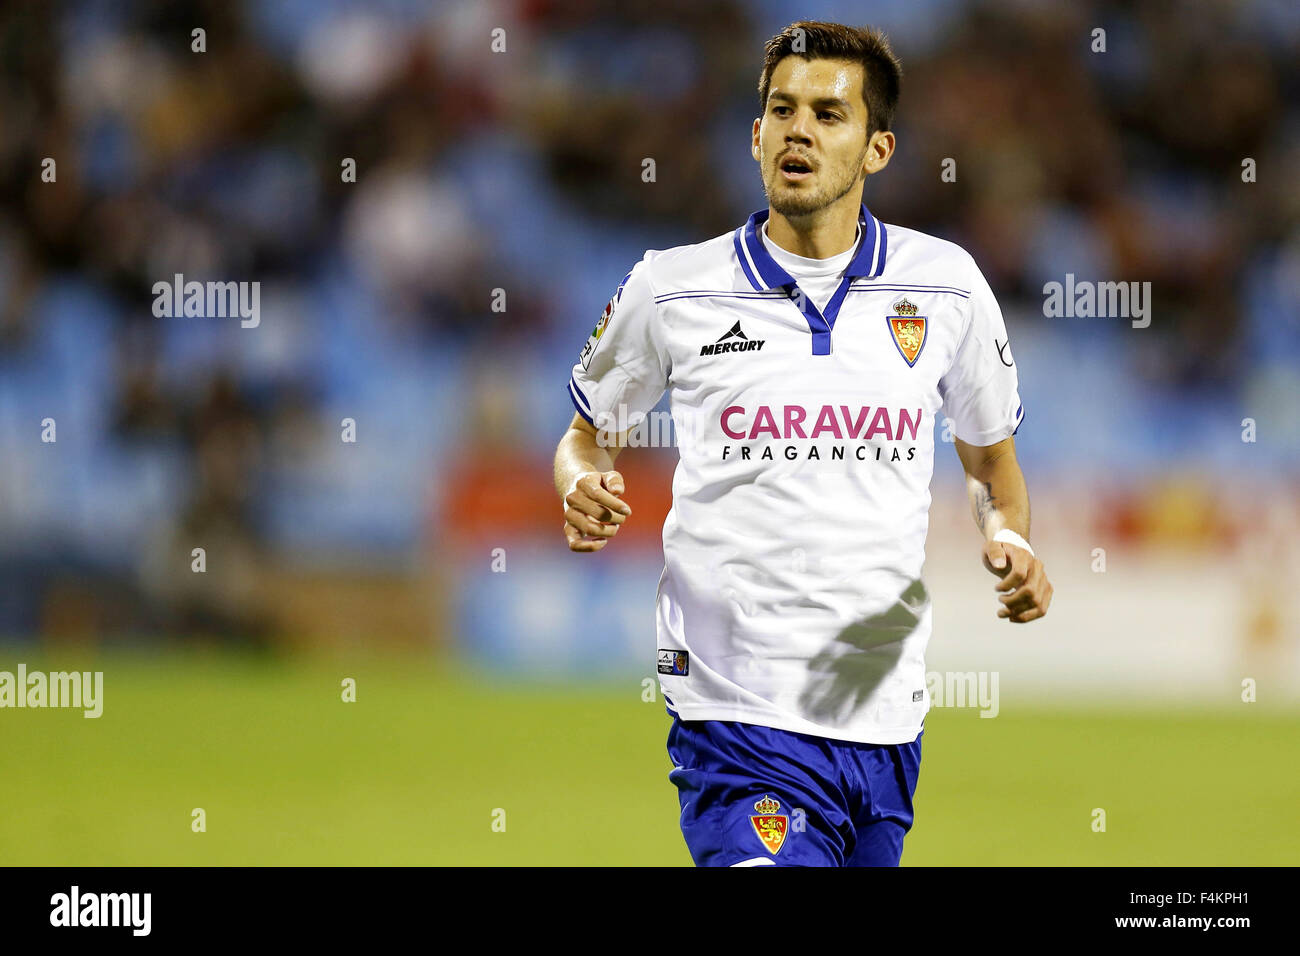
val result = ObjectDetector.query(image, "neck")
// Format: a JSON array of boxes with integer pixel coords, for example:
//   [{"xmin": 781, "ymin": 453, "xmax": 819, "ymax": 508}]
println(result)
[{"xmin": 765, "ymin": 194, "xmax": 862, "ymax": 259}]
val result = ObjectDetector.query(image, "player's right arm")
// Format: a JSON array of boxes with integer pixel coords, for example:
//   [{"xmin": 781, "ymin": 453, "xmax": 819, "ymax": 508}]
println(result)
[
  {"xmin": 556, "ymin": 252, "xmax": 670, "ymax": 553},
  {"xmin": 554, "ymin": 412, "xmax": 633, "ymax": 552}
]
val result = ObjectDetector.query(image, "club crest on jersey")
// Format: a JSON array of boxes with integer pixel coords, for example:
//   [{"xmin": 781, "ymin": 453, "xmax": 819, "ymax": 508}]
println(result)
[
  {"xmin": 749, "ymin": 794, "xmax": 788, "ymax": 855},
  {"xmin": 887, "ymin": 298, "xmax": 927, "ymax": 368}
]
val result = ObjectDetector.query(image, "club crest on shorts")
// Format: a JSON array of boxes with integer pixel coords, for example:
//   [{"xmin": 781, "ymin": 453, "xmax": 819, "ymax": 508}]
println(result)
[
  {"xmin": 749, "ymin": 794, "xmax": 788, "ymax": 855},
  {"xmin": 887, "ymin": 297, "xmax": 927, "ymax": 367}
]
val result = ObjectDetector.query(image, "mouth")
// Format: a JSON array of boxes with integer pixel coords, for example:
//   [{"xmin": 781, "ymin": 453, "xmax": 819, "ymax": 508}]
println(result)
[{"xmin": 778, "ymin": 155, "xmax": 815, "ymax": 182}]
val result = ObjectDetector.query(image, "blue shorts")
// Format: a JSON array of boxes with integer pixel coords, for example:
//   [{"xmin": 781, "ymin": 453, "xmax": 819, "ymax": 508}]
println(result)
[{"xmin": 666, "ymin": 707, "xmax": 923, "ymax": 867}]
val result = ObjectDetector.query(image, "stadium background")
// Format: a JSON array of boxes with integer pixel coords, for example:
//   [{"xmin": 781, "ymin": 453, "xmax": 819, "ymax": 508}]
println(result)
[{"xmin": 1, "ymin": 0, "xmax": 1297, "ymax": 865}]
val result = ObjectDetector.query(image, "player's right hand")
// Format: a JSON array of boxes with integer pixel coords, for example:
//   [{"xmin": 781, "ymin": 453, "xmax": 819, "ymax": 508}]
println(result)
[{"xmin": 562, "ymin": 470, "xmax": 631, "ymax": 552}]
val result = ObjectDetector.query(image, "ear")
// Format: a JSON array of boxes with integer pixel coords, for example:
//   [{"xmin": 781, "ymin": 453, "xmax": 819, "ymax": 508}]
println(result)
[
  {"xmin": 751, "ymin": 117, "xmax": 761, "ymax": 162},
  {"xmin": 863, "ymin": 129, "xmax": 895, "ymax": 176}
]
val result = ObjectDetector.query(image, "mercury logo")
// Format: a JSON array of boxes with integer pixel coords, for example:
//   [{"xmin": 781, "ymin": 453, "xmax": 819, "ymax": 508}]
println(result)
[{"xmin": 700, "ymin": 321, "xmax": 765, "ymax": 356}]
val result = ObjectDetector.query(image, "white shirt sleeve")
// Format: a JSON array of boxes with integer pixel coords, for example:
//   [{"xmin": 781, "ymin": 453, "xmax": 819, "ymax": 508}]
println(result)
[
  {"xmin": 938, "ymin": 255, "xmax": 1025, "ymax": 446},
  {"xmin": 567, "ymin": 253, "xmax": 670, "ymax": 432}
]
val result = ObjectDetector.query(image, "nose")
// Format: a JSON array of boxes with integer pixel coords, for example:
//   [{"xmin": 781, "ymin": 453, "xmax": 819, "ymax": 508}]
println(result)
[{"xmin": 785, "ymin": 107, "xmax": 814, "ymax": 146}]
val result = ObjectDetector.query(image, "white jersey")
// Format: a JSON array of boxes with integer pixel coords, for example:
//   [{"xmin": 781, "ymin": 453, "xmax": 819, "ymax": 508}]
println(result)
[{"xmin": 567, "ymin": 203, "xmax": 1023, "ymax": 744}]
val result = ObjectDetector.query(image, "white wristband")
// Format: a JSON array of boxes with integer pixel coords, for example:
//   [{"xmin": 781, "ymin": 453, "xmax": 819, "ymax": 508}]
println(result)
[{"xmin": 993, "ymin": 528, "xmax": 1035, "ymax": 557}]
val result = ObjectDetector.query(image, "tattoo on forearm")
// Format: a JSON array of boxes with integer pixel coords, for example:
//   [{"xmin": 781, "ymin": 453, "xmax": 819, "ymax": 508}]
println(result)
[{"xmin": 973, "ymin": 480, "xmax": 996, "ymax": 532}]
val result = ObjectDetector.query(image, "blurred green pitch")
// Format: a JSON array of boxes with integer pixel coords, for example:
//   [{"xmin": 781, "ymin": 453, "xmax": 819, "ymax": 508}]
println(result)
[{"xmin": 2, "ymin": 651, "xmax": 1296, "ymax": 866}]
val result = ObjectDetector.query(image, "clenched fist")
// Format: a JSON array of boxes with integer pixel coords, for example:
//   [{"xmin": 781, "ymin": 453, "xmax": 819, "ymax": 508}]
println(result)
[
  {"xmin": 983, "ymin": 538, "xmax": 1053, "ymax": 623},
  {"xmin": 562, "ymin": 470, "xmax": 632, "ymax": 552}
]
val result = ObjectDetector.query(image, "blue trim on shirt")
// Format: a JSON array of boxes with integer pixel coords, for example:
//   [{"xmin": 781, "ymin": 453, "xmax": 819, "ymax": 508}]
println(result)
[
  {"xmin": 736, "ymin": 203, "xmax": 888, "ymax": 356},
  {"xmin": 568, "ymin": 377, "xmax": 594, "ymax": 424},
  {"xmin": 741, "ymin": 203, "xmax": 887, "ymax": 289},
  {"xmin": 569, "ymin": 375, "xmax": 592, "ymax": 408},
  {"xmin": 733, "ymin": 228, "xmax": 761, "ymax": 291},
  {"xmin": 849, "ymin": 283, "xmax": 970, "ymax": 298},
  {"xmin": 654, "ymin": 290, "xmax": 790, "ymax": 305},
  {"xmin": 874, "ymin": 215, "xmax": 889, "ymax": 275}
]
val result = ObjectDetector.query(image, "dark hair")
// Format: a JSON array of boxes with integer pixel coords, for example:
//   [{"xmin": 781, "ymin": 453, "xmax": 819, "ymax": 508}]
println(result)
[{"xmin": 758, "ymin": 21, "xmax": 902, "ymax": 136}]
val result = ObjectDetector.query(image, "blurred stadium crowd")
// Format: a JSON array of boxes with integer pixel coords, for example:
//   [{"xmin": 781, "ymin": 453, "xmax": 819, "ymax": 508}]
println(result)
[{"xmin": 0, "ymin": 0, "xmax": 1297, "ymax": 647}]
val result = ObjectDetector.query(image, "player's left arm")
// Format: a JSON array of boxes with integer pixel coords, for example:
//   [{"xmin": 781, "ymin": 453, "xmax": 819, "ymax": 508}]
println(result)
[{"xmin": 954, "ymin": 435, "xmax": 1053, "ymax": 623}]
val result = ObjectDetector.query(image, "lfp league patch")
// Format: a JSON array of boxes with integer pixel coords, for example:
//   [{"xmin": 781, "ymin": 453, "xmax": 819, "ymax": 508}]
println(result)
[
  {"xmin": 657, "ymin": 649, "xmax": 689, "ymax": 676},
  {"xmin": 579, "ymin": 293, "xmax": 616, "ymax": 370},
  {"xmin": 579, "ymin": 269, "xmax": 634, "ymax": 370}
]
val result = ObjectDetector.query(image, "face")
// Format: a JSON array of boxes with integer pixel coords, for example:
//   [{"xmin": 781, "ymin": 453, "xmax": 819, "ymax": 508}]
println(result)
[{"xmin": 752, "ymin": 57, "xmax": 893, "ymax": 218}]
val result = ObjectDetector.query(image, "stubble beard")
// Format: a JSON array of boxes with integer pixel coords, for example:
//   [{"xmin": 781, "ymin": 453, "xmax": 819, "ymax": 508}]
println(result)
[{"xmin": 761, "ymin": 141, "xmax": 869, "ymax": 219}]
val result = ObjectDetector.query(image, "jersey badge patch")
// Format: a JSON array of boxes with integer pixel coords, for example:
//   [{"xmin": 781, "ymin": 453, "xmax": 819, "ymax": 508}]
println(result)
[
  {"xmin": 887, "ymin": 298, "xmax": 927, "ymax": 367},
  {"xmin": 658, "ymin": 649, "xmax": 689, "ymax": 676},
  {"xmin": 579, "ymin": 294, "xmax": 617, "ymax": 370}
]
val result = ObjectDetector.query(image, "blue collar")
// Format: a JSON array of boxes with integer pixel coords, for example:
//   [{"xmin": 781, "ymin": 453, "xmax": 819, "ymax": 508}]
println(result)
[{"xmin": 735, "ymin": 203, "xmax": 888, "ymax": 291}]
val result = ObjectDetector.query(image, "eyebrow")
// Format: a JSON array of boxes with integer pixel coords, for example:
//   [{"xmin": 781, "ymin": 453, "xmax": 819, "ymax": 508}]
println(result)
[{"xmin": 767, "ymin": 91, "xmax": 854, "ymax": 112}]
